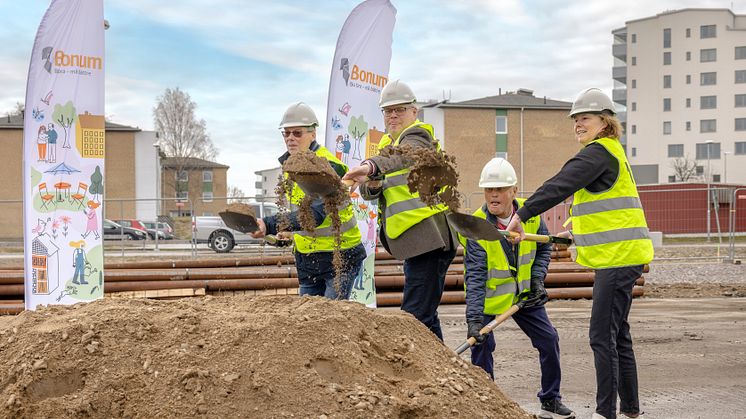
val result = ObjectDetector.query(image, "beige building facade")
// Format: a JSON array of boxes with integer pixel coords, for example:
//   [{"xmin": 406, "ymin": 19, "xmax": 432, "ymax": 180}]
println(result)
[
  {"xmin": 161, "ymin": 157, "xmax": 229, "ymax": 217},
  {"xmin": 614, "ymin": 8, "xmax": 746, "ymax": 184},
  {"xmin": 422, "ymin": 89, "xmax": 577, "ymax": 210}
]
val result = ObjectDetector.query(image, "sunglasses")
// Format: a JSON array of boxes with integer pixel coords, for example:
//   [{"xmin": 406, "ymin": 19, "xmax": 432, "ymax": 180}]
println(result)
[
  {"xmin": 281, "ymin": 129, "xmax": 308, "ymax": 138},
  {"xmin": 382, "ymin": 106, "xmax": 411, "ymax": 117}
]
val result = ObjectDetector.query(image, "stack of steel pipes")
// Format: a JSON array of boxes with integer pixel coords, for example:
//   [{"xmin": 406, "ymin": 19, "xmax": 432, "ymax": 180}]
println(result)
[{"xmin": 0, "ymin": 245, "xmax": 645, "ymax": 314}]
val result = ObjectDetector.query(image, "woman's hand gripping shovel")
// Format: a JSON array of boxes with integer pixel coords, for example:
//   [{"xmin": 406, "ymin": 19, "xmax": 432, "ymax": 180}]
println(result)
[{"xmin": 454, "ymin": 302, "xmax": 524, "ymax": 355}]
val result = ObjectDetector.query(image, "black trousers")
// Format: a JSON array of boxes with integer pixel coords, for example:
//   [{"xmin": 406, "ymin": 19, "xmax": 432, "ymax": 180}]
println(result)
[{"xmin": 590, "ymin": 265, "xmax": 644, "ymax": 419}]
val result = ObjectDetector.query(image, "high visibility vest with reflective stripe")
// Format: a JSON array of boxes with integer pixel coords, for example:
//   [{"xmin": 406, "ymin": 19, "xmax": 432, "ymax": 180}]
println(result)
[
  {"xmin": 571, "ymin": 137, "xmax": 654, "ymax": 268},
  {"xmin": 288, "ymin": 146, "xmax": 362, "ymax": 254},
  {"xmin": 457, "ymin": 199, "xmax": 539, "ymax": 315},
  {"xmin": 379, "ymin": 120, "xmax": 448, "ymax": 239}
]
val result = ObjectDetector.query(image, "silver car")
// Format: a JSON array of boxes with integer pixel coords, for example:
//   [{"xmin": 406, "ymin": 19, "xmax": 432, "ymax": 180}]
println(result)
[{"xmin": 193, "ymin": 202, "xmax": 279, "ymax": 253}]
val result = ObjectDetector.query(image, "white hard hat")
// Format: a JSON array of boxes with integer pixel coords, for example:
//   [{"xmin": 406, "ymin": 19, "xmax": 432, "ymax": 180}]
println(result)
[
  {"xmin": 479, "ymin": 157, "xmax": 518, "ymax": 188},
  {"xmin": 279, "ymin": 102, "xmax": 318, "ymax": 128},
  {"xmin": 569, "ymin": 88, "xmax": 615, "ymax": 118},
  {"xmin": 379, "ymin": 80, "xmax": 416, "ymax": 108}
]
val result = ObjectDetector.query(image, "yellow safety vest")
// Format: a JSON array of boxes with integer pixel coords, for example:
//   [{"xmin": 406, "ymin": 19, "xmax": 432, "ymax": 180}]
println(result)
[
  {"xmin": 458, "ymin": 199, "xmax": 539, "ymax": 315},
  {"xmin": 288, "ymin": 146, "xmax": 362, "ymax": 254},
  {"xmin": 379, "ymin": 120, "xmax": 448, "ymax": 239},
  {"xmin": 570, "ymin": 137, "xmax": 654, "ymax": 268}
]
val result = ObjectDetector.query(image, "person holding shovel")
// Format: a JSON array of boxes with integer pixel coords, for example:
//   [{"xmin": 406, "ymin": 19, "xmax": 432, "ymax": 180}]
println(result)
[
  {"xmin": 505, "ymin": 88, "xmax": 652, "ymax": 419},
  {"xmin": 250, "ymin": 102, "xmax": 366, "ymax": 300},
  {"xmin": 459, "ymin": 157, "xmax": 575, "ymax": 419},
  {"xmin": 343, "ymin": 80, "xmax": 456, "ymax": 341}
]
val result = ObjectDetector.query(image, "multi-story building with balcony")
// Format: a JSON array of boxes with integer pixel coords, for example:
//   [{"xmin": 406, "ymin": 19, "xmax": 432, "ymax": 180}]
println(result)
[{"xmin": 613, "ymin": 8, "xmax": 746, "ymax": 184}]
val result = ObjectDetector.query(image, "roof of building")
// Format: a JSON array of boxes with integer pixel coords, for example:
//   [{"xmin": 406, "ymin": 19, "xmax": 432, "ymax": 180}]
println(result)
[
  {"xmin": 254, "ymin": 166, "xmax": 282, "ymax": 175},
  {"xmin": 437, "ymin": 89, "xmax": 572, "ymax": 110},
  {"xmin": 617, "ymin": 8, "xmax": 742, "ymax": 29},
  {"xmin": 0, "ymin": 112, "xmax": 140, "ymax": 131},
  {"xmin": 162, "ymin": 156, "xmax": 229, "ymax": 169}
]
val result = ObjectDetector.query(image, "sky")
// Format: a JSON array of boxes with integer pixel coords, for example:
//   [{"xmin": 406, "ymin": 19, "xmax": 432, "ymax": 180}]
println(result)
[{"xmin": 0, "ymin": 0, "xmax": 742, "ymax": 195}]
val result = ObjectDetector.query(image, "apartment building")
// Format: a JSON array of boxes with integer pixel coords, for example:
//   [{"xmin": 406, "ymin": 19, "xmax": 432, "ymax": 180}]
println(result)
[
  {"xmin": 613, "ymin": 8, "xmax": 746, "ymax": 184},
  {"xmin": 254, "ymin": 166, "xmax": 282, "ymax": 202},
  {"xmin": 160, "ymin": 157, "xmax": 228, "ymax": 217}
]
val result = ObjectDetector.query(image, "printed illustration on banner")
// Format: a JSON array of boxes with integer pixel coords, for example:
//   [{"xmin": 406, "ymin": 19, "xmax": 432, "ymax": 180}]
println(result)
[{"xmin": 76, "ymin": 112, "xmax": 105, "ymax": 158}]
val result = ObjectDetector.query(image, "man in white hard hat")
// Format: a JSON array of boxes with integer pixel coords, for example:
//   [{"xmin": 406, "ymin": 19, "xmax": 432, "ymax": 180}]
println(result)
[
  {"xmin": 343, "ymin": 80, "xmax": 456, "ymax": 341},
  {"xmin": 251, "ymin": 102, "xmax": 366, "ymax": 299},
  {"xmin": 458, "ymin": 157, "xmax": 575, "ymax": 419}
]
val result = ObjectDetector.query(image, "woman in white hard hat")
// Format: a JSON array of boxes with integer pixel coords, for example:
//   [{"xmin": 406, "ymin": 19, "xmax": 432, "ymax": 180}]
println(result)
[
  {"xmin": 505, "ymin": 88, "xmax": 652, "ymax": 419},
  {"xmin": 460, "ymin": 157, "xmax": 575, "ymax": 419}
]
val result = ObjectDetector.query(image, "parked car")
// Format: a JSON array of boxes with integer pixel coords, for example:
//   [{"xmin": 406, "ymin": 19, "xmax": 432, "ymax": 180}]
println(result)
[
  {"xmin": 142, "ymin": 221, "xmax": 174, "ymax": 240},
  {"xmin": 193, "ymin": 202, "xmax": 279, "ymax": 253},
  {"xmin": 103, "ymin": 219, "xmax": 148, "ymax": 240},
  {"xmin": 113, "ymin": 219, "xmax": 165, "ymax": 240}
]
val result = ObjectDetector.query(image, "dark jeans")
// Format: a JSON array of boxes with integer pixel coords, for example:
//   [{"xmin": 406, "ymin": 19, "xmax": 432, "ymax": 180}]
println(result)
[
  {"xmin": 401, "ymin": 246, "xmax": 457, "ymax": 341},
  {"xmin": 471, "ymin": 305, "xmax": 563, "ymax": 401},
  {"xmin": 295, "ymin": 244, "xmax": 366, "ymax": 300},
  {"xmin": 591, "ymin": 265, "xmax": 644, "ymax": 419}
]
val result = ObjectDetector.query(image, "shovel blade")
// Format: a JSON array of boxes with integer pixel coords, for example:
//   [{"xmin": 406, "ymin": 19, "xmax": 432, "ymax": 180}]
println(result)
[
  {"xmin": 446, "ymin": 212, "xmax": 504, "ymax": 241},
  {"xmin": 287, "ymin": 171, "xmax": 342, "ymax": 198},
  {"xmin": 219, "ymin": 211, "xmax": 259, "ymax": 234}
]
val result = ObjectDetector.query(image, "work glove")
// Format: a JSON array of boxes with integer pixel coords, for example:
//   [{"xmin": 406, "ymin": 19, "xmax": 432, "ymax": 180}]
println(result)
[
  {"xmin": 522, "ymin": 277, "xmax": 549, "ymax": 308},
  {"xmin": 467, "ymin": 321, "xmax": 486, "ymax": 344}
]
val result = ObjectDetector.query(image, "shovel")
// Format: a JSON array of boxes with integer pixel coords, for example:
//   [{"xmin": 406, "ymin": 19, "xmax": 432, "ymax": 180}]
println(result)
[
  {"xmin": 446, "ymin": 212, "xmax": 572, "ymax": 245},
  {"xmin": 219, "ymin": 210, "xmax": 259, "ymax": 234},
  {"xmin": 285, "ymin": 170, "xmax": 355, "ymax": 198},
  {"xmin": 454, "ymin": 303, "xmax": 522, "ymax": 355}
]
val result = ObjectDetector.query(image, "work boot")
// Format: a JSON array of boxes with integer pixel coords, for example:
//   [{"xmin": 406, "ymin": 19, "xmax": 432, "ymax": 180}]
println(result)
[{"xmin": 539, "ymin": 399, "xmax": 575, "ymax": 419}]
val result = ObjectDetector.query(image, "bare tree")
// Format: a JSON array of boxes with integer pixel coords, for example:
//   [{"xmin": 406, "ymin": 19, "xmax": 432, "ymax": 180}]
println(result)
[
  {"xmin": 670, "ymin": 155, "xmax": 698, "ymax": 182},
  {"xmin": 153, "ymin": 87, "xmax": 218, "ymax": 198},
  {"xmin": 11, "ymin": 101, "xmax": 24, "ymax": 115},
  {"xmin": 227, "ymin": 185, "xmax": 246, "ymax": 204}
]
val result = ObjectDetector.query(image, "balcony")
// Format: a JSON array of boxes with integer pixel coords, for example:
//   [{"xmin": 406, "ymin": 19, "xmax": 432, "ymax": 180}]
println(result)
[
  {"xmin": 612, "ymin": 88, "xmax": 627, "ymax": 106},
  {"xmin": 612, "ymin": 44, "xmax": 627, "ymax": 61},
  {"xmin": 612, "ymin": 66, "xmax": 627, "ymax": 84},
  {"xmin": 255, "ymin": 181, "xmax": 263, "ymax": 189}
]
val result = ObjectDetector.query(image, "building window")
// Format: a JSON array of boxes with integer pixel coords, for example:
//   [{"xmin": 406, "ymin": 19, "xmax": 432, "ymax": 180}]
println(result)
[
  {"xmin": 631, "ymin": 125, "xmax": 637, "ymax": 134},
  {"xmin": 701, "ymin": 72, "xmax": 717, "ymax": 85},
  {"xmin": 202, "ymin": 191, "xmax": 213, "ymax": 202},
  {"xmin": 631, "ymin": 102, "xmax": 637, "ymax": 111},
  {"xmin": 663, "ymin": 75, "xmax": 671, "ymax": 88},
  {"xmin": 663, "ymin": 52, "xmax": 671, "ymax": 65},
  {"xmin": 202, "ymin": 170, "xmax": 213, "ymax": 182},
  {"xmin": 736, "ymin": 70, "xmax": 746, "ymax": 84},
  {"xmin": 686, "ymin": 121, "xmax": 691, "ymax": 131},
  {"xmin": 700, "ymin": 24, "xmax": 716, "ymax": 39},
  {"xmin": 176, "ymin": 190, "xmax": 188, "ymax": 200},
  {"xmin": 737, "ymin": 118, "xmax": 746, "ymax": 131},
  {"xmin": 686, "ymin": 51, "xmax": 691, "ymax": 61},
  {"xmin": 663, "ymin": 98, "xmax": 671, "ymax": 111},
  {"xmin": 495, "ymin": 116, "xmax": 507, "ymax": 134},
  {"xmin": 700, "ymin": 48, "xmax": 717, "ymax": 62},
  {"xmin": 631, "ymin": 33, "xmax": 637, "ymax": 43},
  {"xmin": 735, "ymin": 141, "xmax": 746, "ymax": 155},
  {"xmin": 736, "ymin": 46, "xmax": 746, "ymax": 60},
  {"xmin": 663, "ymin": 28, "xmax": 671, "ymax": 48},
  {"xmin": 696, "ymin": 165, "xmax": 704, "ymax": 175},
  {"xmin": 631, "ymin": 79, "xmax": 637, "ymax": 88},
  {"xmin": 631, "ymin": 56, "xmax": 637, "ymax": 66},
  {"xmin": 668, "ymin": 175, "xmax": 676, "ymax": 183},
  {"xmin": 713, "ymin": 174, "xmax": 721, "ymax": 182},
  {"xmin": 700, "ymin": 119, "xmax": 717, "ymax": 133},
  {"xmin": 631, "ymin": 147, "xmax": 637, "ymax": 157},
  {"xmin": 700, "ymin": 96, "xmax": 717, "ymax": 109},
  {"xmin": 736, "ymin": 94, "xmax": 746, "ymax": 107},
  {"xmin": 668, "ymin": 144, "xmax": 684, "ymax": 158},
  {"xmin": 176, "ymin": 170, "xmax": 188, "ymax": 182},
  {"xmin": 696, "ymin": 142, "xmax": 720, "ymax": 159},
  {"xmin": 686, "ymin": 98, "xmax": 691, "ymax": 108},
  {"xmin": 663, "ymin": 121, "xmax": 672, "ymax": 135},
  {"xmin": 686, "ymin": 28, "xmax": 691, "ymax": 38},
  {"xmin": 686, "ymin": 74, "xmax": 691, "ymax": 84}
]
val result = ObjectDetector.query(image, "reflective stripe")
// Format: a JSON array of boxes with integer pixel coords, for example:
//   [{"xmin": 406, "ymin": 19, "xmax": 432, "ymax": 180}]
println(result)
[
  {"xmin": 572, "ymin": 196, "xmax": 643, "ymax": 217},
  {"xmin": 488, "ymin": 268, "xmax": 513, "ymax": 279},
  {"xmin": 384, "ymin": 197, "xmax": 428, "ymax": 218},
  {"xmin": 519, "ymin": 250, "xmax": 535, "ymax": 266},
  {"xmin": 574, "ymin": 227, "xmax": 651, "ymax": 247},
  {"xmin": 382, "ymin": 173, "xmax": 408, "ymax": 188},
  {"xmin": 485, "ymin": 279, "xmax": 530, "ymax": 298},
  {"xmin": 301, "ymin": 217, "xmax": 357, "ymax": 237}
]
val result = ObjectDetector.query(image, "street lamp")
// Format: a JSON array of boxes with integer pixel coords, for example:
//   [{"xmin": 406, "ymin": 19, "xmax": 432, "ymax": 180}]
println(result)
[
  {"xmin": 705, "ymin": 140, "xmax": 713, "ymax": 241},
  {"xmin": 724, "ymin": 151, "xmax": 731, "ymax": 184}
]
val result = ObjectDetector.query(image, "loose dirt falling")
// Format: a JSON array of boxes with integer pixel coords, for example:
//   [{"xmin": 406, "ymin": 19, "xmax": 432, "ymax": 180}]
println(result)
[
  {"xmin": 223, "ymin": 203, "xmax": 256, "ymax": 218},
  {"xmin": 0, "ymin": 296, "xmax": 532, "ymax": 418}
]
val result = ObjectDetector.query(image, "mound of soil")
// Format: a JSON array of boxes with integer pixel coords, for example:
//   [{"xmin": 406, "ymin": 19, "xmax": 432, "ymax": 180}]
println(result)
[{"xmin": 0, "ymin": 296, "xmax": 530, "ymax": 418}]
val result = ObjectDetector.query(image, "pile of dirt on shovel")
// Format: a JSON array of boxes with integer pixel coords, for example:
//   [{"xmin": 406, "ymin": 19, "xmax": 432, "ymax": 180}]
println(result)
[
  {"xmin": 223, "ymin": 203, "xmax": 256, "ymax": 218},
  {"xmin": 0, "ymin": 296, "xmax": 532, "ymax": 418}
]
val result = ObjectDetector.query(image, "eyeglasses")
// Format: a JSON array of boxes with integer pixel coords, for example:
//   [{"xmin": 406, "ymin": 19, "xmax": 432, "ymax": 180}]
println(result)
[
  {"xmin": 281, "ymin": 129, "xmax": 308, "ymax": 138},
  {"xmin": 382, "ymin": 106, "xmax": 411, "ymax": 117}
]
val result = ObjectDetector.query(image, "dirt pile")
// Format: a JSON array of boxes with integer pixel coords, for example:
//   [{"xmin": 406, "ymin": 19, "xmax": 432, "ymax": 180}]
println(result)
[{"xmin": 0, "ymin": 296, "xmax": 531, "ymax": 418}]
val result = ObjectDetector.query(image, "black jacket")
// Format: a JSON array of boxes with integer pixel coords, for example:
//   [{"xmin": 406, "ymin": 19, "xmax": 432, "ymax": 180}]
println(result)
[{"xmin": 464, "ymin": 201, "xmax": 552, "ymax": 323}]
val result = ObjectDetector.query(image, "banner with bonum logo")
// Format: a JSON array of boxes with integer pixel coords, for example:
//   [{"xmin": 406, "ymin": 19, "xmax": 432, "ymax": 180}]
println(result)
[
  {"xmin": 325, "ymin": 0, "xmax": 396, "ymax": 307},
  {"xmin": 23, "ymin": 0, "xmax": 105, "ymax": 310}
]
